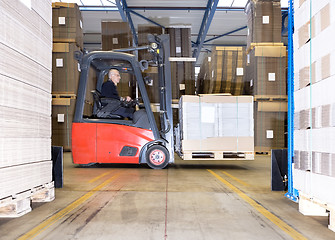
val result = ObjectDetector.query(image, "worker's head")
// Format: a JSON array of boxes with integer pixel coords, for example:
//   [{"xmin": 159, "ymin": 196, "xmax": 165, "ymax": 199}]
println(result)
[{"xmin": 108, "ymin": 69, "xmax": 121, "ymax": 85}]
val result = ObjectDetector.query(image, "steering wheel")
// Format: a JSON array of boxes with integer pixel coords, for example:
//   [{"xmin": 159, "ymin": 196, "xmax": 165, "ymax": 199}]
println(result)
[{"xmin": 120, "ymin": 98, "xmax": 140, "ymax": 108}]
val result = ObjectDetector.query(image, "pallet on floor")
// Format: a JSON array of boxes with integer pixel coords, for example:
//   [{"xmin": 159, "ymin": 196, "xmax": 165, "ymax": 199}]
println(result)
[
  {"xmin": 0, "ymin": 181, "xmax": 55, "ymax": 218},
  {"xmin": 299, "ymin": 192, "xmax": 335, "ymax": 232},
  {"xmin": 182, "ymin": 151, "xmax": 254, "ymax": 160}
]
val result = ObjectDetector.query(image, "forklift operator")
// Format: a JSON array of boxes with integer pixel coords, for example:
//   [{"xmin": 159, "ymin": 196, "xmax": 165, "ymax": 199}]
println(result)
[{"xmin": 101, "ymin": 69, "xmax": 134, "ymax": 119}]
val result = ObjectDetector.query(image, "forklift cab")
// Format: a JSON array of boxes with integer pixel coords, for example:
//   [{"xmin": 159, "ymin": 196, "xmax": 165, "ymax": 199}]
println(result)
[{"xmin": 72, "ymin": 35, "xmax": 174, "ymax": 169}]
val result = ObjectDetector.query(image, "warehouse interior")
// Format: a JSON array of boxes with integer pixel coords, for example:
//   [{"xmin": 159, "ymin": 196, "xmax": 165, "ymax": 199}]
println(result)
[{"xmin": 1, "ymin": 0, "xmax": 335, "ymax": 239}]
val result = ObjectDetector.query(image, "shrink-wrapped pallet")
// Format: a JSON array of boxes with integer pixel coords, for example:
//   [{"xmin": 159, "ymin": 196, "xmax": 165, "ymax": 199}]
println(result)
[
  {"xmin": 0, "ymin": 0, "xmax": 53, "ymax": 210},
  {"xmin": 293, "ymin": 0, "xmax": 335, "ymax": 230}
]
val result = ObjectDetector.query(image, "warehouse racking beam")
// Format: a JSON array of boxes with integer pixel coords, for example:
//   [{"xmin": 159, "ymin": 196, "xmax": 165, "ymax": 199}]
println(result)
[
  {"xmin": 203, "ymin": 25, "xmax": 247, "ymax": 44},
  {"xmin": 116, "ymin": 0, "xmax": 138, "ymax": 46},
  {"xmin": 192, "ymin": 0, "xmax": 219, "ymax": 60},
  {"xmin": 128, "ymin": 10, "xmax": 165, "ymax": 29}
]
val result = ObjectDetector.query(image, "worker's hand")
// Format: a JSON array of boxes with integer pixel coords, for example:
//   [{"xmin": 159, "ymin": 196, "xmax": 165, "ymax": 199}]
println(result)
[{"xmin": 125, "ymin": 96, "xmax": 132, "ymax": 102}]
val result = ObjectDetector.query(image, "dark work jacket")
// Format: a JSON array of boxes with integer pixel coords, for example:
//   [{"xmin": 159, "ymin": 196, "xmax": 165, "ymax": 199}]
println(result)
[{"xmin": 101, "ymin": 80, "xmax": 120, "ymax": 100}]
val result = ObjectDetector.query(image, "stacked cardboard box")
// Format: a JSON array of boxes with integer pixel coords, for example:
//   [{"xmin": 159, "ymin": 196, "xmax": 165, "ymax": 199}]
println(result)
[
  {"xmin": 101, "ymin": 21, "xmax": 135, "ymax": 98},
  {"xmin": 52, "ymin": 2, "xmax": 83, "ymax": 49},
  {"xmin": 197, "ymin": 47, "xmax": 247, "ymax": 96},
  {"xmin": 52, "ymin": 3, "xmax": 83, "ymax": 150},
  {"xmin": 196, "ymin": 53, "xmax": 211, "ymax": 94},
  {"xmin": 245, "ymin": 0, "xmax": 287, "ymax": 152},
  {"xmin": 101, "ymin": 21, "xmax": 133, "ymax": 51},
  {"xmin": 166, "ymin": 27, "xmax": 195, "ymax": 98},
  {"xmin": 245, "ymin": 0, "xmax": 282, "ymax": 50},
  {"xmin": 293, "ymin": 1, "xmax": 335, "ymax": 227},
  {"xmin": 0, "ymin": 0, "xmax": 53, "ymax": 210},
  {"xmin": 179, "ymin": 95, "xmax": 254, "ymax": 157},
  {"xmin": 247, "ymin": 44, "xmax": 287, "ymax": 95},
  {"xmin": 166, "ymin": 27, "xmax": 195, "ymax": 126}
]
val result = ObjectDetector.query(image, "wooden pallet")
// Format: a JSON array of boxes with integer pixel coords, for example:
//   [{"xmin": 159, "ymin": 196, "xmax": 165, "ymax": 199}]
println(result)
[
  {"xmin": 254, "ymin": 95, "xmax": 288, "ymax": 101},
  {"xmin": 52, "ymin": 93, "xmax": 76, "ymax": 99},
  {"xmin": 0, "ymin": 191, "xmax": 32, "ymax": 218},
  {"xmin": 52, "ymin": 93, "xmax": 76, "ymax": 106},
  {"xmin": 182, "ymin": 151, "xmax": 254, "ymax": 161},
  {"xmin": 255, "ymin": 151, "xmax": 271, "ymax": 155},
  {"xmin": 299, "ymin": 192, "xmax": 335, "ymax": 232},
  {"xmin": 0, "ymin": 182, "xmax": 55, "ymax": 218},
  {"xmin": 31, "ymin": 182, "xmax": 55, "ymax": 203}
]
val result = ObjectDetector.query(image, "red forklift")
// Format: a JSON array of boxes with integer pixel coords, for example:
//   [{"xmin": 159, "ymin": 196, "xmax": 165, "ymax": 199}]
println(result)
[{"xmin": 72, "ymin": 35, "xmax": 174, "ymax": 169}]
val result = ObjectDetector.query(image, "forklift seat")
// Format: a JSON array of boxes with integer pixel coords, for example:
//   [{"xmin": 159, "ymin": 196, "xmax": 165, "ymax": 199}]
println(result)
[{"xmin": 91, "ymin": 90, "xmax": 123, "ymax": 119}]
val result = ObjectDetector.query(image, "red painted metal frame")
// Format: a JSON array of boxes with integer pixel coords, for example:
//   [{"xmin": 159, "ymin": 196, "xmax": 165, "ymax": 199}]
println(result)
[{"xmin": 72, "ymin": 122, "xmax": 154, "ymax": 164}]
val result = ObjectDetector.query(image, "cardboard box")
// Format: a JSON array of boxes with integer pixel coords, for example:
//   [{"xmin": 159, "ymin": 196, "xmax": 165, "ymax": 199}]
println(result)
[
  {"xmin": 247, "ymin": 46, "xmax": 287, "ymax": 96},
  {"xmin": 167, "ymin": 27, "xmax": 195, "ymax": 98},
  {"xmin": 101, "ymin": 21, "xmax": 132, "ymax": 50},
  {"xmin": 52, "ymin": 3, "xmax": 83, "ymax": 49},
  {"xmin": 196, "ymin": 54, "xmax": 212, "ymax": 94},
  {"xmin": 197, "ymin": 47, "xmax": 247, "ymax": 96},
  {"xmin": 245, "ymin": 0, "xmax": 282, "ymax": 49},
  {"xmin": 52, "ymin": 43, "xmax": 81, "ymax": 93},
  {"xmin": 254, "ymin": 100, "xmax": 287, "ymax": 149}
]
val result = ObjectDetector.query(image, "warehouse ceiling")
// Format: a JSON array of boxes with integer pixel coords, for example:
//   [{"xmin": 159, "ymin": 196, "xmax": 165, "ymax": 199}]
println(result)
[{"xmin": 52, "ymin": 0, "xmax": 288, "ymax": 66}]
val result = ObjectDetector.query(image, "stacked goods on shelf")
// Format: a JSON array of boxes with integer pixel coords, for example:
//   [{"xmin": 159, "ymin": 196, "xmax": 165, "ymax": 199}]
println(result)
[
  {"xmin": 247, "ymin": 45, "xmax": 287, "ymax": 152},
  {"xmin": 253, "ymin": 97, "xmax": 287, "ymax": 152},
  {"xmin": 166, "ymin": 27, "xmax": 195, "ymax": 98},
  {"xmin": 138, "ymin": 25, "xmax": 163, "ymax": 104},
  {"xmin": 197, "ymin": 47, "xmax": 247, "ymax": 95},
  {"xmin": 293, "ymin": 1, "xmax": 335, "ymax": 231},
  {"xmin": 245, "ymin": 0, "xmax": 282, "ymax": 50},
  {"xmin": 178, "ymin": 95, "xmax": 254, "ymax": 160},
  {"xmin": 0, "ymin": 0, "xmax": 54, "ymax": 216},
  {"xmin": 52, "ymin": 2, "xmax": 83, "ymax": 49},
  {"xmin": 246, "ymin": 43, "xmax": 287, "ymax": 95},
  {"xmin": 52, "ymin": 3, "xmax": 84, "ymax": 150},
  {"xmin": 101, "ymin": 21, "xmax": 135, "ymax": 98},
  {"xmin": 244, "ymin": 0, "xmax": 287, "ymax": 153},
  {"xmin": 166, "ymin": 27, "xmax": 195, "ymax": 125},
  {"xmin": 101, "ymin": 21, "xmax": 133, "ymax": 51},
  {"xmin": 196, "ymin": 53, "xmax": 211, "ymax": 94}
]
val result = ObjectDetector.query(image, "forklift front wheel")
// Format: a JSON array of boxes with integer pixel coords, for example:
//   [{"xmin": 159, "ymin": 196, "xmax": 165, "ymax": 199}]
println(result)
[{"xmin": 146, "ymin": 145, "xmax": 169, "ymax": 169}]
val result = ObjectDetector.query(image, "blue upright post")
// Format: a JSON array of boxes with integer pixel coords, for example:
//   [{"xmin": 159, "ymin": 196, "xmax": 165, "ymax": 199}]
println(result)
[{"xmin": 285, "ymin": 0, "xmax": 299, "ymax": 202}]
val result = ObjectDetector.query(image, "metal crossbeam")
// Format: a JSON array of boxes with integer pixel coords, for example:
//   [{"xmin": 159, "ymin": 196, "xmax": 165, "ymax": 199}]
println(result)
[
  {"xmin": 116, "ymin": 0, "xmax": 138, "ymax": 46},
  {"xmin": 129, "ymin": 10, "xmax": 165, "ymax": 29},
  {"xmin": 192, "ymin": 0, "xmax": 219, "ymax": 60},
  {"xmin": 204, "ymin": 26, "xmax": 247, "ymax": 43}
]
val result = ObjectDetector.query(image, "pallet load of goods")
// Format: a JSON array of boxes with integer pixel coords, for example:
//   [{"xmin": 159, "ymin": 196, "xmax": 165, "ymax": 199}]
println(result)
[
  {"xmin": 175, "ymin": 95, "xmax": 254, "ymax": 161},
  {"xmin": 245, "ymin": 0, "xmax": 287, "ymax": 154},
  {"xmin": 51, "ymin": 2, "xmax": 86, "ymax": 150},
  {"xmin": 0, "ymin": 0, "xmax": 54, "ymax": 217},
  {"xmin": 293, "ymin": 0, "xmax": 335, "ymax": 232}
]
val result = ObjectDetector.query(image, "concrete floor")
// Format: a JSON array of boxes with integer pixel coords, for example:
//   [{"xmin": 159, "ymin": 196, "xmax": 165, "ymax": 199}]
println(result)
[{"xmin": 1, "ymin": 153, "xmax": 335, "ymax": 240}]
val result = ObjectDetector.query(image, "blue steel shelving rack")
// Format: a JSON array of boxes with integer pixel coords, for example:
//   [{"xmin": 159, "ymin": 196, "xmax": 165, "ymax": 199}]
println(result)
[{"xmin": 285, "ymin": 0, "xmax": 299, "ymax": 202}]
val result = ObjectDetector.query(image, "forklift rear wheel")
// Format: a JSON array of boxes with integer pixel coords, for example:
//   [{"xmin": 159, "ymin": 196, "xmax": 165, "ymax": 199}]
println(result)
[{"xmin": 146, "ymin": 145, "xmax": 169, "ymax": 169}]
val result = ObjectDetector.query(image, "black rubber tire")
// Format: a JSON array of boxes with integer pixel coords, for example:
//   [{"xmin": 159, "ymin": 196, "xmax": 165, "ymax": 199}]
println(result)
[{"xmin": 146, "ymin": 145, "xmax": 169, "ymax": 169}]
